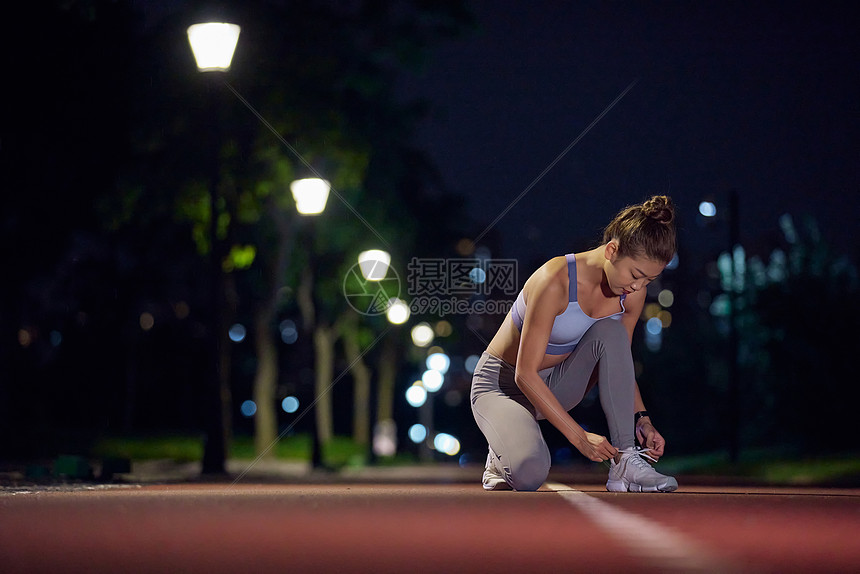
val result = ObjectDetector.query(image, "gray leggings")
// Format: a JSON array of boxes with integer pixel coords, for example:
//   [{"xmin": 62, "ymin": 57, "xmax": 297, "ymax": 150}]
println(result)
[{"xmin": 470, "ymin": 319, "xmax": 635, "ymax": 491}]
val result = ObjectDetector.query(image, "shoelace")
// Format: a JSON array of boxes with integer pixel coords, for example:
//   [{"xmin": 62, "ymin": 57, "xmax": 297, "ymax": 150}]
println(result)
[
  {"xmin": 603, "ymin": 446, "xmax": 658, "ymax": 468},
  {"xmin": 618, "ymin": 446, "xmax": 659, "ymax": 464}
]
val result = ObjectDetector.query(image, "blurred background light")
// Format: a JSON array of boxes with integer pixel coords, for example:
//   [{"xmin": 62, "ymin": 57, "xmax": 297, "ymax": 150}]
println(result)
[
  {"xmin": 18, "ymin": 329, "xmax": 33, "ymax": 348},
  {"xmin": 698, "ymin": 201, "xmax": 717, "ymax": 217},
  {"xmin": 174, "ymin": 301, "xmax": 190, "ymax": 319},
  {"xmin": 186, "ymin": 22, "xmax": 241, "ymax": 72},
  {"xmin": 405, "ymin": 383, "xmax": 427, "ymax": 407},
  {"xmin": 373, "ymin": 420, "xmax": 397, "ymax": 456},
  {"xmin": 411, "ymin": 322, "xmax": 434, "ymax": 347},
  {"xmin": 240, "ymin": 400, "xmax": 257, "ymax": 417},
  {"xmin": 408, "ymin": 423, "xmax": 427, "ymax": 443},
  {"xmin": 433, "ymin": 433, "xmax": 461, "ymax": 456},
  {"xmin": 657, "ymin": 289, "xmax": 674, "ymax": 308},
  {"xmin": 228, "ymin": 323, "xmax": 246, "ymax": 343},
  {"xmin": 281, "ymin": 396, "xmax": 299, "ymax": 413},
  {"xmin": 646, "ymin": 317, "xmax": 663, "ymax": 335},
  {"xmin": 357, "ymin": 249, "xmax": 391, "ymax": 281},
  {"xmin": 386, "ymin": 298, "xmax": 410, "ymax": 324},
  {"xmin": 666, "ymin": 253, "xmax": 679, "ymax": 270},
  {"xmin": 290, "ymin": 178, "xmax": 330, "ymax": 215},
  {"xmin": 421, "ymin": 369, "xmax": 444, "ymax": 392},
  {"xmin": 644, "ymin": 302, "xmax": 661, "ymax": 320},
  {"xmin": 465, "ymin": 354, "xmax": 480, "ymax": 373},
  {"xmin": 280, "ymin": 319, "xmax": 298, "ymax": 344},
  {"xmin": 469, "ymin": 267, "xmax": 486, "ymax": 284},
  {"xmin": 645, "ymin": 330, "xmax": 662, "ymax": 352},
  {"xmin": 425, "ymin": 352, "xmax": 450, "ymax": 374},
  {"xmin": 139, "ymin": 312, "xmax": 155, "ymax": 331},
  {"xmin": 434, "ymin": 320, "xmax": 453, "ymax": 337}
]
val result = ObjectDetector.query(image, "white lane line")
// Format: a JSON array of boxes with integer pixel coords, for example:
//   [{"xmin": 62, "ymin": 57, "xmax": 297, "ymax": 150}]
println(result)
[{"xmin": 545, "ymin": 483, "xmax": 740, "ymax": 573}]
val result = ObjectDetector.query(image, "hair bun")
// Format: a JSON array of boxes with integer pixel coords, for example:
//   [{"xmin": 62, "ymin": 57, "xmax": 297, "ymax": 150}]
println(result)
[{"xmin": 642, "ymin": 195, "xmax": 675, "ymax": 224}]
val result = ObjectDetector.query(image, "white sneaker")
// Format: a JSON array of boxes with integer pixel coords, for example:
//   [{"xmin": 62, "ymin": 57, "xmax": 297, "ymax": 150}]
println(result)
[
  {"xmin": 482, "ymin": 449, "xmax": 512, "ymax": 491},
  {"xmin": 606, "ymin": 448, "xmax": 678, "ymax": 493}
]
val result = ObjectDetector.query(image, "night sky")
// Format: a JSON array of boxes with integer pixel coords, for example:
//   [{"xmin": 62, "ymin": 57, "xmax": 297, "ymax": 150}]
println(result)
[{"xmin": 398, "ymin": 1, "xmax": 859, "ymax": 265}]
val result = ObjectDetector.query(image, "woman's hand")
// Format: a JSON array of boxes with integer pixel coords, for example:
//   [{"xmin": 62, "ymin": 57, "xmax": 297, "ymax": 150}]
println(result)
[
  {"xmin": 635, "ymin": 421, "xmax": 666, "ymax": 460},
  {"xmin": 573, "ymin": 432, "xmax": 618, "ymax": 462}
]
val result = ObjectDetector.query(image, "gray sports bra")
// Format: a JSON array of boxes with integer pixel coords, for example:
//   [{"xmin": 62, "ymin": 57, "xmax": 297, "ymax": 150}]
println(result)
[{"xmin": 510, "ymin": 253, "xmax": 626, "ymax": 355}]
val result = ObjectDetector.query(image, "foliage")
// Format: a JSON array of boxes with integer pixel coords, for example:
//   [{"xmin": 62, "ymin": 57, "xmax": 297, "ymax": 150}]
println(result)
[{"xmin": 728, "ymin": 215, "xmax": 859, "ymax": 450}]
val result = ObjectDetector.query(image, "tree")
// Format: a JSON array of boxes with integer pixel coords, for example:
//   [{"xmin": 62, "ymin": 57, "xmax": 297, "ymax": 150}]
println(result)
[{"xmin": 120, "ymin": 0, "xmax": 475, "ymax": 470}]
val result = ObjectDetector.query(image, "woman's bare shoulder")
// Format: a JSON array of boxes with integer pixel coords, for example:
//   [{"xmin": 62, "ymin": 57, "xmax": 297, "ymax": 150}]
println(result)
[{"xmin": 522, "ymin": 256, "xmax": 569, "ymax": 309}]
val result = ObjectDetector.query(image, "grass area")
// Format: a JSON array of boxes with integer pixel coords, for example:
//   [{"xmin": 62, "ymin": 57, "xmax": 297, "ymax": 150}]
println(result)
[
  {"xmin": 89, "ymin": 436, "xmax": 860, "ymax": 486},
  {"xmin": 660, "ymin": 449, "xmax": 860, "ymax": 486},
  {"xmin": 89, "ymin": 433, "xmax": 413, "ymax": 469}
]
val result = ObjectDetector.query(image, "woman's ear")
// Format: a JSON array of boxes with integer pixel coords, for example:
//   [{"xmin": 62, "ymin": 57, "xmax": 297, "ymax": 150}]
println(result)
[{"xmin": 604, "ymin": 240, "xmax": 619, "ymax": 262}]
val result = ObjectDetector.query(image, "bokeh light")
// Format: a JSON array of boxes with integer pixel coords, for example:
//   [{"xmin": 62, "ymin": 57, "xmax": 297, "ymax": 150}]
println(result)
[
  {"xmin": 465, "ymin": 354, "xmax": 480, "ymax": 373},
  {"xmin": 405, "ymin": 384, "xmax": 427, "ymax": 407},
  {"xmin": 411, "ymin": 322, "xmax": 434, "ymax": 347},
  {"xmin": 174, "ymin": 301, "xmax": 190, "ymax": 319},
  {"xmin": 229, "ymin": 323, "xmax": 246, "ymax": 343},
  {"xmin": 386, "ymin": 298, "xmax": 410, "ymax": 324},
  {"xmin": 434, "ymin": 320, "xmax": 453, "ymax": 337},
  {"xmin": 240, "ymin": 400, "xmax": 257, "ymax": 417},
  {"xmin": 281, "ymin": 396, "xmax": 299, "ymax": 413},
  {"xmin": 408, "ymin": 423, "xmax": 427, "ymax": 443},
  {"xmin": 421, "ymin": 369, "xmax": 444, "ymax": 392},
  {"xmin": 698, "ymin": 201, "xmax": 716, "ymax": 217},
  {"xmin": 433, "ymin": 433, "xmax": 461, "ymax": 456},
  {"xmin": 469, "ymin": 267, "xmax": 486, "ymax": 284},
  {"xmin": 280, "ymin": 319, "xmax": 298, "ymax": 344},
  {"xmin": 18, "ymin": 329, "xmax": 32, "ymax": 348},
  {"xmin": 139, "ymin": 312, "xmax": 155, "ymax": 331},
  {"xmin": 357, "ymin": 249, "xmax": 391, "ymax": 281},
  {"xmin": 657, "ymin": 289, "xmax": 674, "ymax": 308},
  {"xmin": 426, "ymin": 352, "xmax": 450, "ymax": 374}
]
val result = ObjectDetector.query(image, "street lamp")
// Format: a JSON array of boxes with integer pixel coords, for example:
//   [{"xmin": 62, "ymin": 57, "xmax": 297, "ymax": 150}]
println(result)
[
  {"xmin": 291, "ymin": 177, "xmax": 330, "ymax": 469},
  {"xmin": 187, "ymin": 21, "xmax": 240, "ymax": 476},
  {"xmin": 290, "ymin": 177, "xmax": 330, "ymax": 215},
  {"xmin": 357, "ymin": 249, "xmax": 391, "ymax": 281},
  {"xmin": 187, "ymin": 23, "xmax": 241, "ymax": 72}
]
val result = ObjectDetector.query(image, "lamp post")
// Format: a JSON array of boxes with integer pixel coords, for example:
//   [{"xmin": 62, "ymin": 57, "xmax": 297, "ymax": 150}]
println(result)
[
  {"xmin": 291, "ymin": 177, "xmax": 330, "ymax": 469},
  {"xmin": 187, "ymin": 21, "xmax": 240, "ymax": 475}
]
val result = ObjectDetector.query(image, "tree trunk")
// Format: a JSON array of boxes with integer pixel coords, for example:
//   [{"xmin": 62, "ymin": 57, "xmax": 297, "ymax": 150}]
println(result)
[
  {"xmin": 314, "ymin": 324, "xmax": 335, "ymax": 445},
  {"xmin": 376, "ymin": 335, "xmax": 398, "ymax": 425},
  {"xmin": 253, "ymin": 309, "xmax": 278, "ymax": 458},
  {"xmin": 342, "ymin": 315, "xmax": 372, "ymax": 448},
  {"xmin": 252, "ymin": 202, "xmax": 292, "ymax": 459}
]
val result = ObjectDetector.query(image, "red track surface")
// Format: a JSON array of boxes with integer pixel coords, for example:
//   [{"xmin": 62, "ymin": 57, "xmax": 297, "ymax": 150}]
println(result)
[{"xmin": 2, "ymin": 482, "xmax": 859, "ymax": 573}]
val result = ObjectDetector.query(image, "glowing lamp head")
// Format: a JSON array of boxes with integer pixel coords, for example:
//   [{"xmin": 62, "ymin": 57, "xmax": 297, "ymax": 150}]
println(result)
[
  {"xmin": 187, "ymin": 23, "xmax": 241, "ymax": 72},
  {"xmin": 290, "ymin": 178, "xmax": 331, "ymax": 215},
  {"xmin": 357, "ymin": 250, "xmax": 391, "ymax": 281}
]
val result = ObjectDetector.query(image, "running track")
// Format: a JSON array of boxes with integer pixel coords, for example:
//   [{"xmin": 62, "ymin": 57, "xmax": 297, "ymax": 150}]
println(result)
[{"xmin": 2, "ymin": 480, "xmax": 859, "ymax": 573}]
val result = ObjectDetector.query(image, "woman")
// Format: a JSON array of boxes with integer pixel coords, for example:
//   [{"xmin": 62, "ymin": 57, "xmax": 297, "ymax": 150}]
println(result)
[{"xmin": 470, "ymin": 195, "xmax": 678, "ymax": 492}]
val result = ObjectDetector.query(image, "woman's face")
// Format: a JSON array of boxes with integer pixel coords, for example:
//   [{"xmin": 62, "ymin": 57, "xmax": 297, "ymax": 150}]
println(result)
[{"xmin": 603, "ymin": 243, "xmax": 666, "ymax": 296}]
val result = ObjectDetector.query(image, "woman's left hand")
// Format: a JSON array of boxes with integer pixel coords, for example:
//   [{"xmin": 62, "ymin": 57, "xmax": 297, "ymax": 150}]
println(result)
[{"xmin": 635, "ymin": 420, "xmax": 666, "ymax": 460}]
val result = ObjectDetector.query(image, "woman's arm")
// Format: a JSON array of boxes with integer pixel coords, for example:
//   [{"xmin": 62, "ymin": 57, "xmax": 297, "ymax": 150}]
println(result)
[{"xmin": 515, "ymin": 263, "xmax": 618, "ymax": 462}]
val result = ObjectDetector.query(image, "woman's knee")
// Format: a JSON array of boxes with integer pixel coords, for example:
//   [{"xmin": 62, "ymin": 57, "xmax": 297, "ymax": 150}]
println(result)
[
  {"xmin": 585, "ymin": 319, "xmax": 628, "ymax": 348},
  {"xmin": 506, "ymin": 450, "xmax": 551, "ymax": 491}
]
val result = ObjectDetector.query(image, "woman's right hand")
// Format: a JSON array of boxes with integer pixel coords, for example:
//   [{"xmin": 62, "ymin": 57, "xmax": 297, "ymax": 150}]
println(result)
[{"xmin": 573, "ymin": 432, "xmax": 618, "ymax": 462}]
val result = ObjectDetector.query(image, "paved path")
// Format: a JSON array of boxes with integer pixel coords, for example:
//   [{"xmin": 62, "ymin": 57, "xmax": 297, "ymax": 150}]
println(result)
[{"xmin": 2, "ymin": 481, "xmax": 859, "ymax": 573}]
